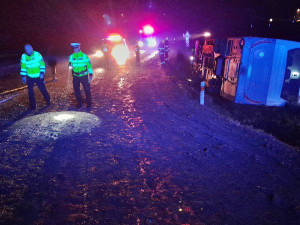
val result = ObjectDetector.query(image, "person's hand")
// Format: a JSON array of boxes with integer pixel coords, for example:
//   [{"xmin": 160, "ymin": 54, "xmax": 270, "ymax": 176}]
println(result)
[
  {"xmin": 22, "ymin": 76, "xmax": 26, "ymax": 84},
  {"xmin": 89, "ymin": 74, "xmax": 93, "ymax": 83},
  {"xmin": 40, "ymin": 72, "xmax": 45, "ymax": 79}
]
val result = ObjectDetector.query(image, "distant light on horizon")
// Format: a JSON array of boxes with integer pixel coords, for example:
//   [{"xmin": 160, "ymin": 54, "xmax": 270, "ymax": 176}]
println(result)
[
  {"xmin": 269, "ymin": 18, "xmax": 273, "ymax": 22},
  {"xmin": 204, "ymin": 32, "xmax": 211, "ymax": 37}
]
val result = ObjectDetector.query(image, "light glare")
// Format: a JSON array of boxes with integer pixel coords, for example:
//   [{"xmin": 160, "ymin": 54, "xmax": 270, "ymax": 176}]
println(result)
[
  {"xmin": 111, "ymin": 44, "xmax": 130, "ymax": 65},
  {"xmin": 108, "ymin": 34, "xmax": 122, "ymax": 42},
  {"xmin": 95, "ymin": 50, "xmax": 104, "ymax": 57},
  {"xmin": 138, "ymin": 41, "xmax": 144, "ymax": 47},
  {"xmin": 143, "ymin": 25, "xmax": 154, "ymax": 35},
  {"xmin": 147, "ymin": 37, "xmax": 157, "ymax": 47},
  {"xmin": 53, "ymin": 114, "xmax": 75, "ymax": 121},
  {"xmin": 204, "ymin": 32, "xmax": 211, "ymax": 37}
]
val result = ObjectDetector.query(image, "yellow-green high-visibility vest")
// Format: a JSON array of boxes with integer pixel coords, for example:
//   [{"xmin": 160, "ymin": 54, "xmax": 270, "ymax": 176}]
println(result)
[
  {"xmin": 20, "ymin": 51, "xmax": 45, "ymax": 78},
  {"xmin": 69, "ymin": 51, "xmax": 93, "ymax": 77}
]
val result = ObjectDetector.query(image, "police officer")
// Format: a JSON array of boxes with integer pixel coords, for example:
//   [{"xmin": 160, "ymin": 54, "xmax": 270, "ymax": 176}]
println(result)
[
  {"xmin": 69, "ymin": 43, "xmax": 93, "ymax": 108},
  {"xmin": 164, "ymin": 37, "xmax": 169, "ymax": 62},
  {"xmin": 102, "ymin": 40, "xmax": 109, "ymax": 69},
  {"xmin": 158, "ymin": 40, "xmax": 165, "ymax": 66},
  {"xmin": 20, "ymin": 44, "xmax": 50, "ymax": 109}
]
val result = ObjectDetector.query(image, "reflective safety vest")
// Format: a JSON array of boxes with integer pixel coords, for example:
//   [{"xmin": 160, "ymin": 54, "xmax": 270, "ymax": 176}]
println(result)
[
  {"xmin": 158, "ymin": 43, "xmax": 165, "ymax": 55},
  {"xmin": 69, "ymin": 51, "xmax": 93, "ymax": 77},
  {"xmin": 20, "ymin": 51, "xmax": 45, "ymax": 78},
  {"xmin": 164, "ymin": 43, "xmax": 169, "ymax": 52}
]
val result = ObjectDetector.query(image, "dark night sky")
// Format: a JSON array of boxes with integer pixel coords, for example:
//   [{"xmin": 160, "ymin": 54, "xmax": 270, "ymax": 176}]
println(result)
[{"xmin": 0, "ymin": 0, "xmax": 299, "ymax": 53}]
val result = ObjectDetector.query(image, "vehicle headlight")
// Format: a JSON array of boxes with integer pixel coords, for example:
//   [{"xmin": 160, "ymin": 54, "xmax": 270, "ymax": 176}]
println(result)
[
  {"xmin": 111, "ymin": 45, "xmax": 130, "ymax": 65},
  {"xmin": 138, "ymin": 41, "xmax": 144, "ymax": 47},
  {"xmin": 95, "ymin": 50, "xmax": 104, "ymax": 57},
  {"xmin": 148, "ymin": 38, "xmax": 157, "ymax": 47}
]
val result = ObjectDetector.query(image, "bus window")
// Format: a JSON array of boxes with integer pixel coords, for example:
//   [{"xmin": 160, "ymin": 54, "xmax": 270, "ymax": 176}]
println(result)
[{"xmin": 281, "ymin": 48, "xmax": 300, "ymax": 101}]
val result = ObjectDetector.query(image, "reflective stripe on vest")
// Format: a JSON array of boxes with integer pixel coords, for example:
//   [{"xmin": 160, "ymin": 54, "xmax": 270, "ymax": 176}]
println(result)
[
  {"xmin": 20, "ymin": 51, "xmax": 45, "ymax": 78},
  {"xmin": 69, "ymin": 51, "xmax": 93, "ymax": 77}
]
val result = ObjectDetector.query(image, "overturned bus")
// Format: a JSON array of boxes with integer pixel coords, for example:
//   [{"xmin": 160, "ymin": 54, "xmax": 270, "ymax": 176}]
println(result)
[{"xmin": 192, "ymin": 37, "xmax": 300, "ymax": 106}]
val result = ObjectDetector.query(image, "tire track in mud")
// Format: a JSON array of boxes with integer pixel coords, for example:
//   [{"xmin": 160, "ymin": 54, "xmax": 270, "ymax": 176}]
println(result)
[
  {"xmin": 96, "ymin": 66, "xmax": 191, "ymax": 224},
  {"xmin": 97, "ymin": 62, "xmax": 209, "ymax": 224}
]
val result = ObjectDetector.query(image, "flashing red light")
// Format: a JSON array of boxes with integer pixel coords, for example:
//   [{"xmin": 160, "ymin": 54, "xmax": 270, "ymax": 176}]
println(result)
[
  {"xmin": 143, "ymin": 25, "xmax": 154, "ymax": 35},
  {"xmin": 107, "ymin": 33, "xmax": 122, "ymax": 42}
]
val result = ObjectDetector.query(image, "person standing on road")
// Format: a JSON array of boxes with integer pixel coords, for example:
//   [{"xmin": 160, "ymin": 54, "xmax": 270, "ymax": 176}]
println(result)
[
  {"xmin": 135, "ymin": 43, "xmax": 141, "ymax": 66},
  {"xmin": 68, "ymin": 43, "xmax": 93, "ymax": 108},
  {"xmin": 102, "ymin": 40, "xmax": 109, "ymax": 69},
  {"xmin": 183, "ymin": 31, "xmax": 191, "ymax": 47},
  {"xmin": 20, "ymin": 44, "xmax": 50, "ymax": 109},
  {"xmin": 164, "ymin": 37, "xmax": 169, "ymax": 62},
  {"xmin": 47, "ymin": 46, "xmax": 58, "ymax": 81},
  {"xmin": 158, "ymin": 40, "xmax": 166, "ymax": 67}
]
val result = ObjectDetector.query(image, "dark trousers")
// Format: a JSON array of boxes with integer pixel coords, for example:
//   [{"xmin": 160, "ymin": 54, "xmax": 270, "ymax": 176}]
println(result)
[
  {"xmin": 159, "ymin": 53, "xmax": 165, "ymax": 65},
  {"xmin": 73, "ymin": 75, "xmax": 92, "ymax": 107},
  {"xmin": 27, "ymin": 76, "xmax": 50, "ymax": 108},
  {"xmin": 50, "ymin": 65, "xmax": 56, "ymax": 76},
  {"xmin": 136, "ymin": 54, "xmax": 140, "ymax": 65},
  {"xmin": 104, "ymin": 53, "xmax": 109, "ymax": 69},
  {"xmin": 165, "ymin": 51, "xmax": 169, "ymax": 60}
]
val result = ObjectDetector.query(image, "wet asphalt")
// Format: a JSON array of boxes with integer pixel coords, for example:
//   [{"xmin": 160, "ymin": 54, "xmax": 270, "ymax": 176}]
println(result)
[{"xmin": 0, "ymin": 49, "xmax": 300, "ymax": 225}]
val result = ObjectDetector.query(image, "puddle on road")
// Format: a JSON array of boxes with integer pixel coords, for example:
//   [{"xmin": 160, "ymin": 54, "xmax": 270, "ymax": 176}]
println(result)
[
  {"xmin": 8, "ymin": 111, "xmax": 101, "ymax": 141},
  {"xmin": 141, "ymin": 50, "xmax": 159, "ymax": 63},
  {"xmin": 118, "ymin": 77, "xmax": 125, "ymax": 88},
  {"xmin": 121, "ymin": 94, "xmax": 144, "ymax": 129},
  {"xmin": 94, "ymin": 68, "xmax": 104, "ymax": 75},
  {"xmin": 90, "ymin": 67, "xmax": 104, "ymax": 85}
]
